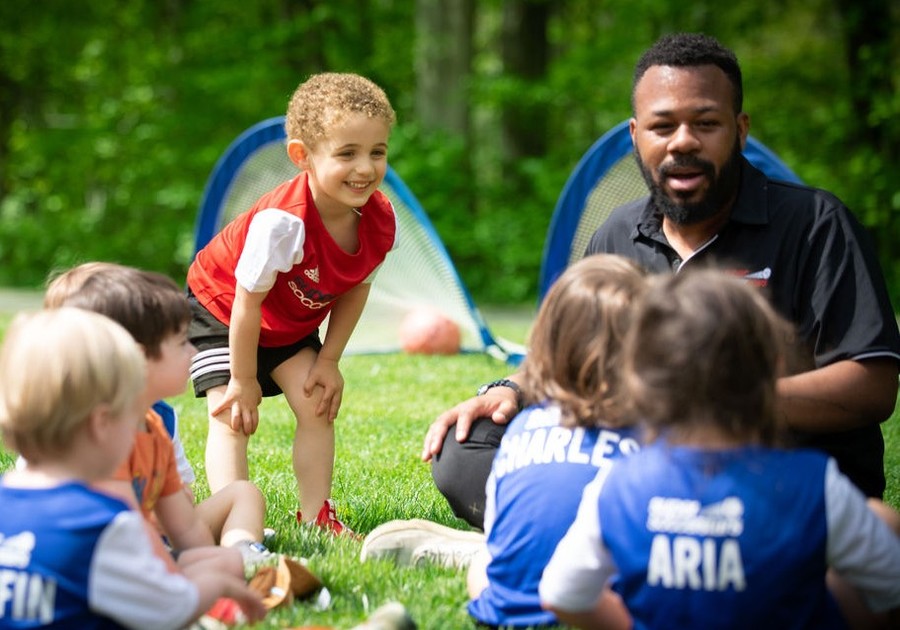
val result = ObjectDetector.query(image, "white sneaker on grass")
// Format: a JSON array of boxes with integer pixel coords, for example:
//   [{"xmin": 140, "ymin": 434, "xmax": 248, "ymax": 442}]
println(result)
[
  {"xmin": 360, "ymin": 518, "xmax": 485, "ymax": 568},
  {"xmin": 350, "ymin": 601, "xmax": 417, "ymax": 630},
  {"xmin": 409, "ymin": 538, "xmax": 485, "ymax": 569},
  {"xmin": 232, "ymin": 539, "xmax": 275, "ymax": 578}
]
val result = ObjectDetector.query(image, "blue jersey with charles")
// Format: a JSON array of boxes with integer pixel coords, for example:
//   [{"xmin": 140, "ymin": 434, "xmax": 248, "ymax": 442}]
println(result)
[{"xmin": 468, "ymin": 402, "xmax": 640, "ymax": 628}]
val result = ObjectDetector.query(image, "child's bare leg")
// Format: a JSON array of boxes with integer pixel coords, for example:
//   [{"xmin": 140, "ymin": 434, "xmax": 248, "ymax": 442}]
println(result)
[
  {"xmin": 273, "ymin": 349, "xmax": 334, "ymax": 522},
  {"xmin": 196, "ymin": 480, "xmax": 266, "ymax": 547},
  {"xmin": 205, "ymin": 385, "xmax": 251, "ymax": 493}
]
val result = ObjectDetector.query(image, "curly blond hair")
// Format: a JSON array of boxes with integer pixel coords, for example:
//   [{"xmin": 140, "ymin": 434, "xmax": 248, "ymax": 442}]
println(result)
[{"xmin": 285, "ymin": 72, "xmax": 396, "ymax": 147}]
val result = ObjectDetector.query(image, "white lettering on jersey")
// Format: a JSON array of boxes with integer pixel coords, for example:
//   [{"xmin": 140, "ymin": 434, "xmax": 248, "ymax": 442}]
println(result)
[
  {"xmin": 647, "ymin": 535, "xmax": 746, "ymax": 591},
  {"xmin": 0, "ymin": 532, "xmax": 35, "ymax": 569},
  {"xmin": 0, "ymin": 569, "xmax": 55, "ymax": 622},
  {"xmin": 645, "ymin": 496, "xmax": 747, "ymax": 591},
  {"xmin": 647, "ymin": 496, "xmax": 744, "ymax": 536},
  {"xmin": 493, "ymin": 422, "xmax": 639, "ymax": 479}
]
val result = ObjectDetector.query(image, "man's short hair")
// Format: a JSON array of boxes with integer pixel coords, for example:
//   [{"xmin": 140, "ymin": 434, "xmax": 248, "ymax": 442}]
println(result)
[{"xmin": 632, "ymin": 32, "xmax": 743, "ymax": 114}]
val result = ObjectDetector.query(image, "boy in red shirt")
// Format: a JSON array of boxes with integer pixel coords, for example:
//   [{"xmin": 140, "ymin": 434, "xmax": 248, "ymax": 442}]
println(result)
[{"xmin": 187, "ymin": 72, "xmax": 398, "ymax": 535}]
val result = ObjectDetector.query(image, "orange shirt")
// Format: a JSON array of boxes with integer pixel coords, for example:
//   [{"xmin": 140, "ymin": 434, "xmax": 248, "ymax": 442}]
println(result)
[{"xmin": 114, "ymin": 408, "xmax": 184, "ymax": 520}]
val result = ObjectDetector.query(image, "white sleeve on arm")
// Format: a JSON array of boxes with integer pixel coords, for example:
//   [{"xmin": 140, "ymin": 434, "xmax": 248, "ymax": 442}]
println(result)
[
  {"xmin": 539, "ymin": 463, "xmax": 617, "ymax": 612},
  {"xmin": 89, "ymin": 511, "xmax": 198, "ymax": 630},
  {"xmin": 235, "ymin": 208, "xmax": 306, "ymax": 292},
  {"xmin": 824, "ymin": 458, "xmax": 900, "ymax": 612},
  {"xmin": 171, "ymin": 417, "xmax": 195, "ymax": 487}
]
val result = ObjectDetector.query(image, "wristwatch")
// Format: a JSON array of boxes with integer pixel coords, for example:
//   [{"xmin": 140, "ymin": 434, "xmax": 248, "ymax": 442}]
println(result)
[{"xmin": 476, "ymin": 379, "xmax": 523, "ymax": 410}]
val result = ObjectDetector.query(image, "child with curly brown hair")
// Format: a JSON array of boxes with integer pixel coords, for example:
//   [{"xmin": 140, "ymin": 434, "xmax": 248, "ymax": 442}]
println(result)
[{"xmin": 187, "ymin": 72, "xmax": 398, "ymax": 536}]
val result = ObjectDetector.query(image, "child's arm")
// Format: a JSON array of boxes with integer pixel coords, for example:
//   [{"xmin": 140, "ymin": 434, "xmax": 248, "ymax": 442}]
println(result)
[
  {"xmin": 545, "ymin": 590, "xmax": 632, "ymax": 630},
  {"xmin": 304, "ymin": 281, "xmax": 371, "ymax": 422},
  {"xmin": 154, "ymin": 489, "xmax": 216, "ymax": 551},
  {"xmin": 93, "ymin": 511, "xmax": 265, "ymax": 628},
  {"xmin": 824, "ymin": 460, "xmax": 900, "ymax": 615},
  {"xmin": 211, "ymin": 285, "xmax": 267, "ymax": 435}
]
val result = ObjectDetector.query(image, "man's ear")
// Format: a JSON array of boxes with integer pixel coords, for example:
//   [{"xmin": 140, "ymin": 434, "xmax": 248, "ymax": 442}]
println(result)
[
  {"xmin": 287, "ymin": 139, "xmax": 310, "ymax": 169},
  {"xmin": 737, "ymin": 112, "xmax": 750, "ymax": 150}
]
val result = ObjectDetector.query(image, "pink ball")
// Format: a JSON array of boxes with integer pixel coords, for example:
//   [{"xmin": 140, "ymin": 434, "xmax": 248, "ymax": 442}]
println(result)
[{"xmin": 399, "ymin": 307, "xmax": 461, "ymax": 355}]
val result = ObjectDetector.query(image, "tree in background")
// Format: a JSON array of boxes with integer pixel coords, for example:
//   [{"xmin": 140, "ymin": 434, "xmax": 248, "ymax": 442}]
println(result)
[{"xmin": 0, "ymin": 0, "xmax": 896, "ymax": 307}]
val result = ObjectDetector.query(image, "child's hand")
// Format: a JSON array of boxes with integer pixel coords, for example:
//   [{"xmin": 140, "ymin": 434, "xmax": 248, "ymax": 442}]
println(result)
[
  {"xmin": 224, "ymin": 575, "xmax": 268, "ymax": 624},
  {"xmin": 303, "ymin": 357, "xmax": 344, "ymax": 422},
  {"xmin": 212, "ymin": 377, "xmax": 263, "ymax": 435}
]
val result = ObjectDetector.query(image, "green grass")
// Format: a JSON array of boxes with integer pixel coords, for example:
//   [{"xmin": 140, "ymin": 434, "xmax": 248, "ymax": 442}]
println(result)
[
  {"xmin": 0, "ymin": 307, "xmax": 898, "ymax": 629},
  {"xmin": 0, "ymin": 308, "xmax": 534, "ymax": 628}
]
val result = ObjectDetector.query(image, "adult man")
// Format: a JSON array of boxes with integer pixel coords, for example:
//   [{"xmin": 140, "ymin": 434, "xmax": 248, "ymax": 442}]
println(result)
[{"xmin": 422, "ymin": 33, "xmax": 900, "ymax": 530}]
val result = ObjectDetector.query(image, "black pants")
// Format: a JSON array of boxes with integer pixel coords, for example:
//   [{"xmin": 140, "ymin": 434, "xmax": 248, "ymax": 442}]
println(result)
[{"xmin": 431, "ymin": 418, "xmax": 507, "ymax": 531}]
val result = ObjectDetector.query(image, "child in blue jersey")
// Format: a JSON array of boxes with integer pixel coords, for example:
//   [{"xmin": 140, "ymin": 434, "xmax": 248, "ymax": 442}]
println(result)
[
  {"xmin": 42, "ymin": 262, "xmax": 270, "ymax": 568},
  {"xmin": 540, "ymin": 269, "xmax": 900, "ymax": 630},
  {"xmin": 466, "ymin": 254, "xmax": 646, "ymax": 629},
  {"xmin": 0, "ymin": 308, "xmax": 266, "ymax": 629}
]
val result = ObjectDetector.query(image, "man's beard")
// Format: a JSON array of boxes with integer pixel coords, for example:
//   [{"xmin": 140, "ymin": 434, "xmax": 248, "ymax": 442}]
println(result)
[{"xmin": 636, "ymin": 140, "xmax": 743, "ymax": 226}]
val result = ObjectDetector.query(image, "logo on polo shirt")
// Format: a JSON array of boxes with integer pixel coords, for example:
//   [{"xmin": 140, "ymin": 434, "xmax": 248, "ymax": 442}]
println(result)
[
  {"xmin": 730, "ymin": 267, "xmax": 771, "ymax": 288},
  {"xmin": 304, "ymin": 267, "xmax": 320, "ymax": 283}
]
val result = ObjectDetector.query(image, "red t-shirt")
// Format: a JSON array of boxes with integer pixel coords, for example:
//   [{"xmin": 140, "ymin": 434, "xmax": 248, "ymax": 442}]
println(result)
[{"xmin": 187, "ymin": 172, "xmax": 397, "ymax": 346}]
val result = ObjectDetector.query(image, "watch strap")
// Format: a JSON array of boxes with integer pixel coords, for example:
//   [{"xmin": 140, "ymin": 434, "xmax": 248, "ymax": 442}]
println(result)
[{"xmin": 476, "ymin": 379, "xmax": 523, "ymax": 410}]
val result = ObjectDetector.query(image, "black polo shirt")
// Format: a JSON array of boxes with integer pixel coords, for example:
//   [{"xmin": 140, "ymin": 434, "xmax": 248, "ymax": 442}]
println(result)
[{"xmin": 585, "ymin": 157, "xmax": 900, "ymax": 497}]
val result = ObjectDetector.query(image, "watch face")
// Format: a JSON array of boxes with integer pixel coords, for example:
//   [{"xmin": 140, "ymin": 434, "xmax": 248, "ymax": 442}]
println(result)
[{"xmin": 476, "ymin": 385, "xmax": 488, "ymax": 396}]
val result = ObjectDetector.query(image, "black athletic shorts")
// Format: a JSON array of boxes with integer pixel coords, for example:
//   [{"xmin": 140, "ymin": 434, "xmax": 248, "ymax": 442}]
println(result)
[{"xmin": 187, "ymin": 294, "xmax": 322, "ymax": 397}]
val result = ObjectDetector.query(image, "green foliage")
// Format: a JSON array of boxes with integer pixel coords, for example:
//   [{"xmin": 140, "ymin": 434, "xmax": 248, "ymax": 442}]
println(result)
[{"xmin": 0, "ymin": 0, "xmax": 897, "ymax": 307}]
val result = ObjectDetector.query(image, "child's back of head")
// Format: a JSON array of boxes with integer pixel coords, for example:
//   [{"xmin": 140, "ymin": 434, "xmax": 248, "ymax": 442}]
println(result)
[
  {"xmin": 45, "ymin": 262, "xmax": 191, "ymax": 359},
  {"xmin": 0, "ymin": 307, "xmax": 146, "ymax": 465},
  {"xmin": 624, "ymin": 268, "xmax": 794, "ymax": 445},
  {"xmin": 522, "ymin": 253, "xmax": 646, "ymax": 428}
]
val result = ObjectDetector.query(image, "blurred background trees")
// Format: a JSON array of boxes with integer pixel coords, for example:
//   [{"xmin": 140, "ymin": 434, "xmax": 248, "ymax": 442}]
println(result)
[{"xmin": 1, "ymin": 0, "xmax": 897, "ymax": 306}]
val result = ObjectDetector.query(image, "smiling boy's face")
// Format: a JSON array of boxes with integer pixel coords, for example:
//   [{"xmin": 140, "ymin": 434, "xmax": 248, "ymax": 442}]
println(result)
[{"xmin": 291, "ymin": 112, "xmax": 390, "ymax": 216}]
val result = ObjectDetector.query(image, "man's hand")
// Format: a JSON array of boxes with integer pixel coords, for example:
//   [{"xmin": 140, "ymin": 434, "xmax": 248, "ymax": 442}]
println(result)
[
  {"xmin": 211, "ymin": 376, "xmax": 263, "ymax": 435},
  {"xmin": 421, "ymin": 389, "xmax": 519, "ymax": 462}
]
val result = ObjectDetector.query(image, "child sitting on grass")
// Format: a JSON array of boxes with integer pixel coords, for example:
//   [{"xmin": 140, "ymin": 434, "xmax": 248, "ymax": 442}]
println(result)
[
  {"xmin": 466, "ymin": 254, "xmax": 645, "ymax": 628},
  {"xmin": 186, "ymin": 72, "xmax": 399, "ymax": 536},
  {"xmin": 0, "ymin": 308, "xmax": 265, "ymax": 628},
  {"xmin": 44, "ymin": 262, "xmax": 271, "ymax": 570},
  {"xmin": 361, "ymin": 255, "xmax": 644, "ymax": 628},
  {"xmin": 540, "ymin": 268, "xmax": 900, "ymax": 629}
]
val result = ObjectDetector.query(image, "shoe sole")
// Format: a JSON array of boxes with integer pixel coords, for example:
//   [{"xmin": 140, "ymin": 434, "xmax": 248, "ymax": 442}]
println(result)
[{"xmin": 360, "ymin": 518, "xmax": 485, "ymax": 565}]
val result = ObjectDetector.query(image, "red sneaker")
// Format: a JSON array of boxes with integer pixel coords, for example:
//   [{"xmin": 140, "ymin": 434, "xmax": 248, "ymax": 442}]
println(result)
[{"xmin": 296, "ymin": 499, "xmax": 359, "ymax": 538}]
